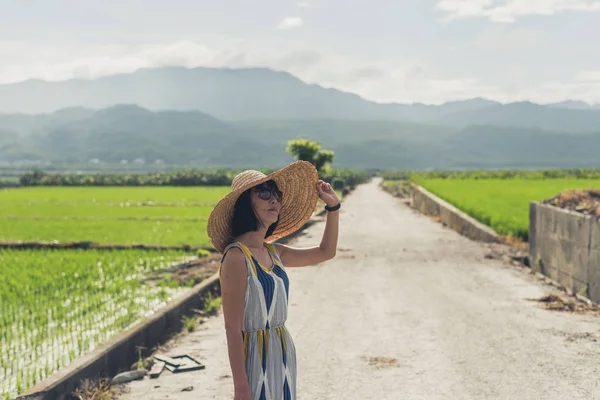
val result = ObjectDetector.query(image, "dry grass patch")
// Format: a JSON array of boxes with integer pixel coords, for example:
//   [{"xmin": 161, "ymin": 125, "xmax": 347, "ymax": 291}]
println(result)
[
  {"xmin": 500, "ymin": 235, "xmax": 528, "ymax": 252},
  {"xmin": 544, "ymin": 189, "xmax": 600, "ymax": 217},
  {"xmin": 72, "ymin": 378, "xmax": 126, "ymax": 400},
  {"xmin": 526, "ymin": 293, "xmax": 600, "ymax": 316}
]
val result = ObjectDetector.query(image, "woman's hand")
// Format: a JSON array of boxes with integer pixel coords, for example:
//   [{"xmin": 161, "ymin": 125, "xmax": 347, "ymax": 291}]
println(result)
[{"xmin": 316, "ymin": 180, "xmax": 340, "ymax": 208}]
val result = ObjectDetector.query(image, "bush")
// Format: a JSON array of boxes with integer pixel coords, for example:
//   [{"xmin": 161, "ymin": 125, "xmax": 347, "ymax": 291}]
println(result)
[
  {"xmin": 322, "ymin": 168, "xmax": 371, "ymax": 188},
  {"xmin": 402, "ymin": 168, "xmax": 600, "ymax": 181},
  {"xmin": 20, "ymin": 169, "xmax": 239, "ymax": 187},
  {"xmin": 19, "ymin": 166, "xmax": 377, "ymax": 188},
  {"xmin": 197, "ymin": 249, "xmax": 211, "ymax": 258},
  {"xmin": 332, "ymin": 179, "xmax": 345, "ymax": 191}
]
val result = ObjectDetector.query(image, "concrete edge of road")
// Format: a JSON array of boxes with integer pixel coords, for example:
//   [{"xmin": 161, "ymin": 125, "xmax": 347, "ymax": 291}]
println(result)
[
  {"xmin": 15, "ymin": 191, "xmax": 338, "ymax": 400},
  {"xmin": 408, "ymin": 183, "xmax": 502, "ymax": 244},
  {"xmin": 16, "ymin": 272, "xmax": 222, "ymax": 400}
]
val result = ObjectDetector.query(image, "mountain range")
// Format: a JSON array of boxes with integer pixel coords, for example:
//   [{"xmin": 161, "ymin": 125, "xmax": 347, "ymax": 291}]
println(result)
[{"xmin": 1, "ymin": 66, "xmax": 600, "ymax": 170}]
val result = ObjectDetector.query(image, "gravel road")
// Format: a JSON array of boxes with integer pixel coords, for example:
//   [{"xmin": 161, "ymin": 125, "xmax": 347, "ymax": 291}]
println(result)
[{"xmin": 119, "ymin": 179, "xmax": 600, "ymax": 399}]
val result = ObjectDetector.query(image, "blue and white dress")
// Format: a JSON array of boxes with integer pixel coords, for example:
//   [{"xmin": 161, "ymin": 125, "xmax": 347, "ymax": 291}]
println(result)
[{"xmin": 221, "ymin": 241, "xmax": 297, "ymax": 400}]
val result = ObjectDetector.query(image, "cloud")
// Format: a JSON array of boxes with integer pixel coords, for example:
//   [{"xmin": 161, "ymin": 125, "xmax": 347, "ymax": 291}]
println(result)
[
  {"xmin": 530, "ymin": 79, "xmax": 600, "ymax": 104},
  {"xmin": 277, "ymin": 49, "xmax": 322, "ymax": 70},
  {"xmin": 578, "ymin": 70, "xmax": 600, "ymax": 82},
  {"xmin": 437, "ymin": 0, "xmax": 494, "ymax": 20},
  {"xmin": 473, "ymin": 26, "xmax": 544, "ymax": 50},
  {"xmin": 400, "ymin": 69, "xmax": 505, "ymax": 104},
  {"xmin": 2, "ymin": 40, "xmax": 600, "ymax": 105},
  {"xmin": 276, "ymin": 17, "xmax": 303, "ymax": 29},
  {"xmin": 297, "ymin": 2, "xmax": 311, "ymax": 8},
  {"xmin": 0, "ymin": 41, "xmax": 219, "ymax": 84},
  {"xmin": 437, "ymin": 0, "xmax": 600, "ymax": 23}
]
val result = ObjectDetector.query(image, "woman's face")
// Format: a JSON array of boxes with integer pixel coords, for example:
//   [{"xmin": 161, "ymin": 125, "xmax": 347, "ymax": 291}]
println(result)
[{"xmin": 251, "ymin": 181, "xmax": 282, "ymax": 226}]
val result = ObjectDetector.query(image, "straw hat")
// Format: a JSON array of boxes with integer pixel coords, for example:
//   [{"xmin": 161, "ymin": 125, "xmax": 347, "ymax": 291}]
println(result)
[{"xmin": 207, "ymin": 160, "xmax": 319, "ymax": 253}]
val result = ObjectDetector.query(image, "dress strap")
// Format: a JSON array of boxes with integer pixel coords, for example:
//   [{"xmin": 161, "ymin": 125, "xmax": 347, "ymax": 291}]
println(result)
[
  {"xmin": 265, "ymin": 243, "xmax": 284, "ymax": 268},
  {"xmin": 220, "ymin": 242, "xmax": 257, "ymax": 277}
]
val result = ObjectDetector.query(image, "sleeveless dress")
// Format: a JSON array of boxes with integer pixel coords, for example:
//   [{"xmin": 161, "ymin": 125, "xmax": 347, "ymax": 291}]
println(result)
[{"xmin": 221, "ymin": 241, "xmax": 297, "ymax": 400}]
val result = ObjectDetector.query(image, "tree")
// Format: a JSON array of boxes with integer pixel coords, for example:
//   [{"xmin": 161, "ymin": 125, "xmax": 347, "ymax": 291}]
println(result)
[{"xmin": 286, "ymin": 139, "xmax": 334, "ymax": 173}]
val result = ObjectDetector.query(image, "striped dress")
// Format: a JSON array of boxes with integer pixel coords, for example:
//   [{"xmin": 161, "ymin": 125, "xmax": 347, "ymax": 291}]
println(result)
[{"xmin": 221, "ymin": 241, "xmax": 297, "ymax": 400}]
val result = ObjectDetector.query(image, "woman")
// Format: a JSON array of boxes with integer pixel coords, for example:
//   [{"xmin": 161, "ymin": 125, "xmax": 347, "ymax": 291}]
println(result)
[{"xmin": 207, "ymin": 160, "xmax": 340, "ymax": 400}]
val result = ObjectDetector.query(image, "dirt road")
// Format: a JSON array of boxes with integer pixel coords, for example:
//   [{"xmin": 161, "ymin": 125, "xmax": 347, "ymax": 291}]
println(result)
[{"xmin": 119, "ymin": 179, "xmax": 600, "ymax": 399}]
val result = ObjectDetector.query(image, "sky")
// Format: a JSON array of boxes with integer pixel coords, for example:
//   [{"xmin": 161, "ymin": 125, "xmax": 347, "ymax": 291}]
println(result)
[{"xmin": 1, "ymin": 0, "xmax": 600, "ymax": 105}]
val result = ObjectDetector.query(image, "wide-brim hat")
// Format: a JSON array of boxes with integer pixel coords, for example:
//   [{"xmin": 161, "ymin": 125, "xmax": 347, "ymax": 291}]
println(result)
[{"xmin": 207, "ymin": 160, "xmax": 319, "ymax": 253}]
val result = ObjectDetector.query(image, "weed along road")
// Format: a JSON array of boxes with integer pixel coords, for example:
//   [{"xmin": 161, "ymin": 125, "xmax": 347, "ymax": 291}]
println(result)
[{"xmin": 119, "ymin": 179, "xmax": 600, "ymax": 399}]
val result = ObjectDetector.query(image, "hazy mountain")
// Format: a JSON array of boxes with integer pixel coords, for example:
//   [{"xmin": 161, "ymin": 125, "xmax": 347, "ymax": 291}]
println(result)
[
  {"xmin": 2, "ymin": 67, "xmax": 600, "ymax": 133},
  {"xmin": 0, "ymin": 107, "xmax": 94, "ymax": 137},
  {"xmin": 1, "ymin": 105, "xmax": 599, "ymax": 170},
  {"xmin": 0, "ymin": 66, "xmax": 535, "ymax": 124},
  {"xmin": 435, "ymin": 101, "xmax": 600, "ymax": 133},
  {"xmin": 28, "ymin": 105, "xmax": 277, "ymax": 165},
  {"xmin": 547, "ymin": 100, "xmax": 600, "ymax": 110},
  {"xmin": 442, "ymin": 125, "xmax": 600, "ymax": 168}
]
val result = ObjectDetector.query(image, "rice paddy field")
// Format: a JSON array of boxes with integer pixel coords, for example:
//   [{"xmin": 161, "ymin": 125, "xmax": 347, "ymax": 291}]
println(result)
[
  {"xmin": 0, "ymin": 249, "xmax": 192, "ymax": 398},
  {"xmin": 0, "ymin": 186, "xmax": 233, "ymax": 399},
  {"xmin": 0, "ymin": 186, "xmax": 232, "ymax": 247},
  {"xmin": 390, "ymin": 178, "xmax": 600, "ymax": 240}
]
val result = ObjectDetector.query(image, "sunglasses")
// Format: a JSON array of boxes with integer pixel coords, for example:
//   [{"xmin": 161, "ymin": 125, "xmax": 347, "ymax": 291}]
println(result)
[{"xmin": 255, "ymin": 184, "xmax": 282, "ymax": 202}]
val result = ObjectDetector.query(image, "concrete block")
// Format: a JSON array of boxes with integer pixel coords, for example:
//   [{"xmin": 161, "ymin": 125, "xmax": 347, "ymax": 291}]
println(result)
[
  {"xmin": 412, "ymin": 185, "xmax": 441, "ymax": 217},
  {"xmin": 590, "ymin": 219, "xmax": 600, "ymax": 250},
  {"xmin": 546, "ymin": 264, "xmax": 560, "ymax": 283},
  {"xmin": 536, "ymin": 236, "xmax": 558, "ymax": 277},
  {"xmin": 554, "ymin": 239, "xmax": 589, "ymax": 282},
  {"xmin": 411, "ymin": 187, "xmax": 435, "ymax": 216},
  {"xmin": 525, "ymin": 203, "xmax": 598, "ymax": 303},
  {"xmin": 536, "ymin": 204, "xmax": 557, "ymax": 238},
  {"xmin": 588, "ymin": 249, "xmax": 600, "ymax": 303},
  {"xmin": 555, "ymin": 271, "xmax": 587, "ymax": 297},
  {"xmin": 571, "ymin": 277, "xmax": 589, "ymax": 299},
  {"xmin": 572, "ymin": 243, "xmax": 590, "ymax": 282},
  {"xmin": 536, "ymin": 235, "xmax": 556, "ymax": 267},
  {"xmin": 556, "ymin": 269, "xmax": 574, "ymax": 293},
  {"xmin": 560, "ymin": 211, "xmax": 591, "ymax": 243},
  {"xmin": 529, "ymin": 202, "xmax": 538, "ymax": 267}
]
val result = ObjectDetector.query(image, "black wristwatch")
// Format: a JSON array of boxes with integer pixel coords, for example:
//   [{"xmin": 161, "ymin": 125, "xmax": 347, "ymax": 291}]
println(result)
[{"xmin": 325, "ymin": 202, "xmax": 341, "ymax": 212}]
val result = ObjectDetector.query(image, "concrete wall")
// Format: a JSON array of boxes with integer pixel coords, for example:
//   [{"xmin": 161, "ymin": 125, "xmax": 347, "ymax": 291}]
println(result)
[
  {"xmin": 410, "ymin": 184, "xmax": 500, "ymax": 244},
  {"xmin": 529, "ymin": 202, "xmax": 600, "ymax": 303}
]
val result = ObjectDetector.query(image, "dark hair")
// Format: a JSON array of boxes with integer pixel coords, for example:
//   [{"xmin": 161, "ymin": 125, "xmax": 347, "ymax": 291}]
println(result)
[{"xmin": 231, "ymin": 182, "xmax": 280, "ymax": 239}]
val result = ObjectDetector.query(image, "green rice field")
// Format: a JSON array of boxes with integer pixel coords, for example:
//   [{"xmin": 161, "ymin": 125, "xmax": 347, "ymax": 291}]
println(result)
[
  {"xmin": 0, "ymin": 249, "xmax": 192, "ymax": 399},
  {"xmin": 0, "ymin": 186, "xmax": 231, "ymax": 247},
  {"xmin": 406, "ymin": 178, "xmax": 600, "ymax": 240}
]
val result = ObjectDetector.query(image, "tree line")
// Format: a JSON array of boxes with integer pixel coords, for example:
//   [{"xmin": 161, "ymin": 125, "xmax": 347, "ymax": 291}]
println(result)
[{"xmin": 18, "ymin": 139, "xmax": 370, "ymax": 188}]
